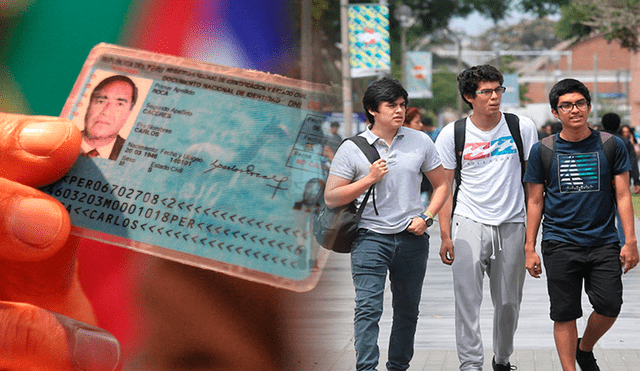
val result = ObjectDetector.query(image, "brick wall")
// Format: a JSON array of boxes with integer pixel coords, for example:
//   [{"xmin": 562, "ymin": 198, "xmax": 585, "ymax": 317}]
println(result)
[{"xmin": 519, "ymin": 35, "xmax": 632, "ymax": 125}]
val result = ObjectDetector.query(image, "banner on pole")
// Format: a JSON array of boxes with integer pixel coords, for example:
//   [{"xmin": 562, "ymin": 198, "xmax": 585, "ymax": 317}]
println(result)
[
  {"xmin": 405, "ymin": 51, "xmax": 433, "ymax": 99},
  {"xmin": 349, "ymin": 4, "xmax": 390, "ymax": 78}
]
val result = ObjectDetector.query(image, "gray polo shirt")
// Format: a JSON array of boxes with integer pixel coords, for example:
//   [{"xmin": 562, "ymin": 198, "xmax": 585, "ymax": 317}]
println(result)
[{"xmin": 329, "ymin": 126, "xmax": 441, "ymax": 234}]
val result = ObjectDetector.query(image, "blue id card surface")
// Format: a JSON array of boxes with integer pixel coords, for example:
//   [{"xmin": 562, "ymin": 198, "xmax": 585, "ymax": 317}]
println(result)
[{"xmin": 45, "ymin": 44, "xmax": 338, "ymax": 291}]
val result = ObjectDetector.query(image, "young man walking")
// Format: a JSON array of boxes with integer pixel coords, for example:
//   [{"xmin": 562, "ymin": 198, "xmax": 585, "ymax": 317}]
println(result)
[
  {"xmin": 324, "ymin": 77, "xmax": 449, "ymax": 371},
  {"xmin": 434, "ymin": 65, "xmax": 538, "ymax": 371},
  {"xmin": 524, "ymin": 78, "xmax": 639, "ymax": 371}
]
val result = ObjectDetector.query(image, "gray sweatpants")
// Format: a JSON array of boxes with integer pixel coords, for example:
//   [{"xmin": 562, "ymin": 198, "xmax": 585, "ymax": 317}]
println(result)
[{"xmin": 450, "ymin": 215, "xmax": 526, "ymax": 370}]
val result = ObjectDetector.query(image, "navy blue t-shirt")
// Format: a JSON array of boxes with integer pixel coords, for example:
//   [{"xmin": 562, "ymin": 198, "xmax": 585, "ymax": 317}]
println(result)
[{"xmin": 524, "ymin": 130, "xmax": 631, "ymax": 246}]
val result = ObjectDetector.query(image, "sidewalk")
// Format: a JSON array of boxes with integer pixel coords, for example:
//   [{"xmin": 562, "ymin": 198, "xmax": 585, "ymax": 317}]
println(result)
[{"xmin": 289, "ymin": 220, "xmax": 640, "ymax": 371}]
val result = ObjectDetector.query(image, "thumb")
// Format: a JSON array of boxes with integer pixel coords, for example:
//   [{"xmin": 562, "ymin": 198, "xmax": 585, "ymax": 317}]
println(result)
[
  {"xmin": 0, "ymin": 113, "xmax": 81, "ymax": 188},
  {"xmin": 0, "ymin": 302, "xmax": 120, "ymax": 371},
  {"xmin": 620, "ymin": 254, "xmax": 629, "ymax": 274}
]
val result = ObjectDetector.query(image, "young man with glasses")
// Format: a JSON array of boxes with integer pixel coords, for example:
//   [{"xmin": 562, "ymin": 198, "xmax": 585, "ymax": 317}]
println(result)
[
  {"xmin": 524, "ymin": 78, "xmax": 639, "ymax": 371},
  {"xmin": 435, "ymin": 64, "xmax": 538, "ymax": 371}
]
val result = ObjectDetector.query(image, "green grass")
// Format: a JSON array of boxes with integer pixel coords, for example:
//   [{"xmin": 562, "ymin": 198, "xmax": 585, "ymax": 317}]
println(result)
[{"xmin": 633, "ymin": 193, "xmax": 640, "ymax": 219}]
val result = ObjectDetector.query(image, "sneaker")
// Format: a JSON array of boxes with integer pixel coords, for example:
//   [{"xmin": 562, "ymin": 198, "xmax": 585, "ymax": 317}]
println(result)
[
  {"xmin": 576, "ymin": 338, "xmax": 600, "ymax": 371},
  {"xmin": 492, "ymin": 356, "xmax": 517, "ymax": 370}
]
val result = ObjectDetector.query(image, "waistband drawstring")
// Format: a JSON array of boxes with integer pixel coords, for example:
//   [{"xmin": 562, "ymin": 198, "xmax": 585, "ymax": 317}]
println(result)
[{"xmin": 490, "ymin": 225, "xmax": 502, "ymax": 259}]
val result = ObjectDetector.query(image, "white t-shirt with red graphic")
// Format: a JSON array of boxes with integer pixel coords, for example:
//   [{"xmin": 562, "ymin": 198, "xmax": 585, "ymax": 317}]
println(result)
[{"xmin": 435, "ymin": 113, "xmax": 538, "ymax": 225}]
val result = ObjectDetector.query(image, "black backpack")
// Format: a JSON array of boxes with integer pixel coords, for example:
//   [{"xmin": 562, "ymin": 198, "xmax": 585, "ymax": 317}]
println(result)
[
  {"xmin": 313, "ymin": 136, "xmax": 379, "ymax": 253},
  {"xmin": 452, "ymin": 113, "xmax": 525, "ymax": 214}
]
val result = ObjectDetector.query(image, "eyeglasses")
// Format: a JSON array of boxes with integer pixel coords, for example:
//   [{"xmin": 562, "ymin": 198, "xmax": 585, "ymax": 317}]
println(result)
[
  {"xmin": 556, "ymin": 100, "xmax": 589, "ymax": 113},
  {"xmin": 475, "ymin": 86, "xmax": 506, "ymax": 97}
]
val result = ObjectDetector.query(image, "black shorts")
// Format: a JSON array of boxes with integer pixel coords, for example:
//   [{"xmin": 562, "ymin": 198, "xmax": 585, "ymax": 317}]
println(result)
[{"xmin": 541, "ymin": 240, "xmax": 623, "ymax": 322}]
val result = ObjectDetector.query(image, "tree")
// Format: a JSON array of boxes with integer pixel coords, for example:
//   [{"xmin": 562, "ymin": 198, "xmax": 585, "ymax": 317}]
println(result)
[
  {"xmin": 416, "ymin": 69, "xmax": 459, "ymax": 114},
  {"xmin": 475, "ymin": 17, "xmax": 562, "ymax": 51},
  {"xmin": 308, "ymin": 0, "xmax": 563, "ymax": 57},
  {"xmin": 518, "ymin": 0, "xmax": 570, "ymax": 16},
  {"xmin": 554, "ymin": 2, "xmax": 594, "ymax": 40},
  {"xmin": 297, "ymin": 0, "xmax": 568, "ymax": 111},
  {"xmin": 555, "ymin": 0, "xmax": 640, "ymax": 51}
]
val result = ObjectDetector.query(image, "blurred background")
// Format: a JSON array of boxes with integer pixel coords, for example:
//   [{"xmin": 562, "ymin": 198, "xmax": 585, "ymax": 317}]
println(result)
[
  {"xmin": 2, "ymin": 0, "xmax": 639, "ymax": 369},
  {"xmin": 3, "ymin": 0, "xmax": 639, "ymax": 133}
]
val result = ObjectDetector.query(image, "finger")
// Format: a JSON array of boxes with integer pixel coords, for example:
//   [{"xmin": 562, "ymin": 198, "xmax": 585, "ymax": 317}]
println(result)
[
  {"xmin": 0, "ymin": 178, "xmax": 71, "ymax": 262},
  {"xmin": 1, "ymin": 233, "xmax": 98, "ymax": 326},
  {"xmin": 621, "ymin": 256, "xmax": 631, "ymax": 274},
  {"xmin": 620, "ymin": 253, "xmax": 629, "ymax": 273},
  {"xmin": 624, "ymin": 254, "xmax": 639, "ymax": 272},
  {"xmin": 0, "ymin": 113, "xmax": 81, "ymax": 188},
  {"xmin": 531, "ymin": 266, "xmax": 541, "ymax": 278},
  {"xmin": 439, "ymin": 250, "xmax": 453, "ymax": 265},
  {"xmin": 0, "ymin": 302, "xmax": 120, "ymax": 371}
]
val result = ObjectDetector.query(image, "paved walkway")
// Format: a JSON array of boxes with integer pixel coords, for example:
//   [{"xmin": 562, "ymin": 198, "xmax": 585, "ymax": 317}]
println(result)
[{"xmin": 288, "ymin": 219, "xmax": 640, "ymax": 371}]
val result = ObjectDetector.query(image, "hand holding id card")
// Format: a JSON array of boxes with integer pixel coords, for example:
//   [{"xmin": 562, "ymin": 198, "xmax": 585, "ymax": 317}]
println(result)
[{"xmin": 44, "ymin": 44, "xmax": 338, "ymax": 291}]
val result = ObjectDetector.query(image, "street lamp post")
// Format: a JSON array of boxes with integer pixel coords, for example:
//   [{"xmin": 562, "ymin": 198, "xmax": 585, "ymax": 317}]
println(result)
[
  {"xmin": 394, "ymin": 4, "xmax": 414, "ymax": 87},
  {"xmin": 340, "ymin": 0, "xmax": 352, "ymax": 134}
]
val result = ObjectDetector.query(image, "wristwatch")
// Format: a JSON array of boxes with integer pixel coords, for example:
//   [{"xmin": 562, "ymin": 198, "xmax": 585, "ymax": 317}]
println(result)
[{"xmin": 419, "ymin": 212, "xmax": 434, "ymax": 227}]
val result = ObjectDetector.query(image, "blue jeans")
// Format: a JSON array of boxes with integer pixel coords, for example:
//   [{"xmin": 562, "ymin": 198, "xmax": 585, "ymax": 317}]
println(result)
[{"xmin": 351, "ymin": 229, "xmax": 429, "ymax": 371}]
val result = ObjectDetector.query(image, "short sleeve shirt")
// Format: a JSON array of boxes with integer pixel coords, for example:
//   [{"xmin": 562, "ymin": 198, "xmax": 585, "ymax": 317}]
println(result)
[
  {"xmin": 435, "ymin": 112, "xmax": 538, "ymax": 225},
  {"xmin": 329, "ymin": 126, "xmax": 441, "ymax": 234},
  {"xmin": 524, "ymin": 131, "xmax": 631, "ymax": 246}
]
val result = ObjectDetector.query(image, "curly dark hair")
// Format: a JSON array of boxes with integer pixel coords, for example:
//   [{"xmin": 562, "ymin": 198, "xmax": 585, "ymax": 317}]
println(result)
[{"xmin": 457, "ymin": 65, "xmax": 503, "ymax": 109}]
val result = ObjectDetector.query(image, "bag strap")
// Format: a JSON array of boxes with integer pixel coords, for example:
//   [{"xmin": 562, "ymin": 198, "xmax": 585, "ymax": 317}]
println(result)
[
  {"xmin": 452, "ymin": 114, "xmax": 525, "ymax": 215},
  {"xmin": 452, "ymin": 117, "xmax": 466, "ymax": 216},
  {"xmin": 599, "ymin": 131, "xmax": 618, "ymax": 205},
  {"xmin": 505, "ymin": 113, "xmax": 525, "ymax": 181},
  {"xmin": 599, "ymin": 131, "xmax": 616, "ymax": 169},
  {"xmin": 540, "ymin": 130, "xmax": 617, "ymax": 186},
  {"xmin": 540, "ymin": 134, "xmax": 556, "ymax": 187},
  {"xmin": 346, "ymin": 135, "xmax": 380, "ymax": 163},
  {"xmin": 345, "ymin": 135, "xmax": 381, "ymax": 215}
]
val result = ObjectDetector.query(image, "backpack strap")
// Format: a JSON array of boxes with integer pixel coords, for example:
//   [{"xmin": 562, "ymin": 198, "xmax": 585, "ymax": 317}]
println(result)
[
  {"xmin": 452, "ymin": 114, "xmax": 525, "ymax": 214},
  {"xmin": 452, "ymin": 118, "xmax": 466, "ymax": 216},
  {"xmin": 504, "ymin": 113, "xmax": 525, "ymax": 181},
  {"xmin": 598, "ymin": 131, "xmax": 618, "ymax": 204},
  {"xmin": 539, "ymin": 131, "xmax": 617, "ymax": 187},
  {"xmin": 598, "ymin": 131, "xmax": 616, "ymax": 170},
  {"xmin": 540, "ymin": 134, "xmax": 556, "ymax": 187},
  {"xmin": 345, "ymin": 135, "xmax": 381, "ymax": 215}
]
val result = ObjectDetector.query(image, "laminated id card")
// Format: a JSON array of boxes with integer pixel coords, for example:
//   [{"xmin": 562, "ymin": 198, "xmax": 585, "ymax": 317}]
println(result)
[{"xmin": 44, "ymin": 43, "xmax": 339, "ymax": 291}]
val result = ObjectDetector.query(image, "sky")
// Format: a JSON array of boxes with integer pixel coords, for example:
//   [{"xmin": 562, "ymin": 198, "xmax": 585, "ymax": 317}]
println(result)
[{"xmin": 448, "ymin": 11, "xmax": 542, "ymax": 36}]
